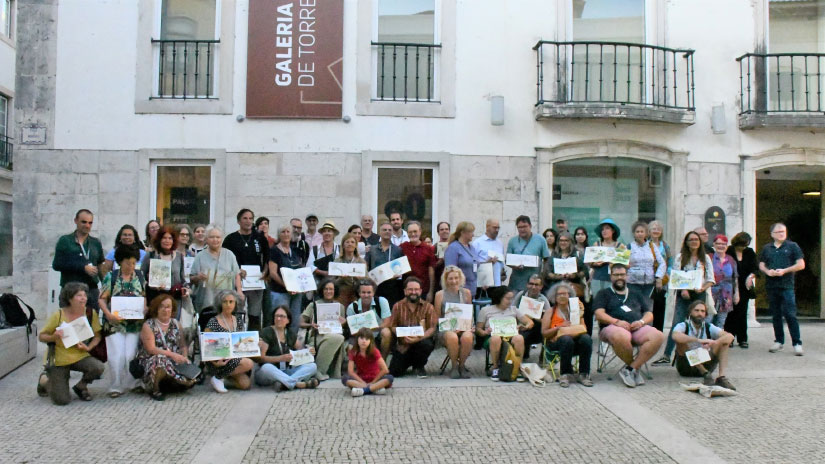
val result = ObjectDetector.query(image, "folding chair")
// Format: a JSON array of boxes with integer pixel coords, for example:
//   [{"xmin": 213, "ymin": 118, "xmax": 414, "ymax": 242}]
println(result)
[
  {"xmin": 597, "ymin": 342, "xmax": 651, "ymax": 381},
  {"xmin": 539, "ymin": 338, "xmax": 579, "ymax": 383}
]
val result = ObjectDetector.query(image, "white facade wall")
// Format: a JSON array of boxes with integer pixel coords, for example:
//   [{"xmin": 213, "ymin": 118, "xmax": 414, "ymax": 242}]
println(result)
[{"xmin": 13, "ymin": 0, "xmax": 825, "ymax": 313}]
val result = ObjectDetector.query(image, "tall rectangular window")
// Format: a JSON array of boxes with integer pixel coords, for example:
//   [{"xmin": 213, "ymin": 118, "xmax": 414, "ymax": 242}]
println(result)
[
  {"xmin": 375, "ymin": 166, "xmax": 436, "ymax": 239},
  {"xmin": 768, "ymin": 0, "xmax": 825, "ymax": 111},
  {"xmin": 1, "ymin": 0, "xmax": 10, "ymax": 38},
  {"xmin": 374, "ymin": 0, "xmax": 439, "ymax": 102},
  {"xmin": 154, "ymin": 0, "xmax": 219, "ymax": 99},
  {"xmin": 571, "ymin": 0, "xmax": 646, "ymax": 103},
  {"xmin": 0, "ymin": 95, "xmax": 7, "ymax": 138},
  {"xmin": 0, "ymin": 95, "xmax": 9, "ymax": 170},
  {"xmin": 0, "ymin": 201, "xmax": 11, "ymax": 277},
  {"xmin": 154, "ymin": 165, "xmax": 212, "ymax": 226}
]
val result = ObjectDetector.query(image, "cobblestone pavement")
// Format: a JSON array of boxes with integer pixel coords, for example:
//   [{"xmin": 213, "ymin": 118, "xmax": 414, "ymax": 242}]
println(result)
[{"xmin": 1, "ymin": 324, "xmax": 823, "ymax": 464}]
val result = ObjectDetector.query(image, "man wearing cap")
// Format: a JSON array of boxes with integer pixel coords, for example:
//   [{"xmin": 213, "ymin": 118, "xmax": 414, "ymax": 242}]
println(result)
[
  {"xmin": 389, "ymin": 211, "xmax": 409, "ymax": 246},
  {"xmin": 223, "ymin": 208, "xmax": 270, "ymax": 331},
  {"xmin": 305, "ymin": 213, "xmax": 323, "ymax": 248},
  {"xmin": 506, "ymin": 215, "xmax": 551, "ymax": 293},
  {"xmin": 307, "ymin": 221, "xmax": 341, "ymax": 278},
  {"xmin": 368, "ymin": 221, "xmax": 405, "ymax": 307}
]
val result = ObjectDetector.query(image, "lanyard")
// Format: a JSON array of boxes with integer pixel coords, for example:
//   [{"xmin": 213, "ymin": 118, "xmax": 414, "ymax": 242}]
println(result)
[
  {"xmin": 459, "ymin": 242, "xmax": 477, "ymax": 263},
  {"xmin": 610, "ymin": 287, "xmax": 629, "ymax": 305},
  {"xmin": 76, "ymin": 236, "xmax": 89, "ymax": 260}
]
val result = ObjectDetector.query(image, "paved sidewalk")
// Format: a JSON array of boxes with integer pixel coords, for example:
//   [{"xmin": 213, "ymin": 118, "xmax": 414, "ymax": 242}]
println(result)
[{"xmin": 2, "ymin": 324, "xmax": 823, "ymax": 464}]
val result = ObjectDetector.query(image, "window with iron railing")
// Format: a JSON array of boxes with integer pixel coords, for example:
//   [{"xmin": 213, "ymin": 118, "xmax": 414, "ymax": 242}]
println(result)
[
  {"xmin": 373, "ymin": 0, "xmax": 440, "ymax": 102},
  {"xmin": 737, "ymin": 0, "xmax": 825, "ymax": 114},
  {"xmin": 153, "ymin": 0, "xmax": 219, "ymax": 99}
]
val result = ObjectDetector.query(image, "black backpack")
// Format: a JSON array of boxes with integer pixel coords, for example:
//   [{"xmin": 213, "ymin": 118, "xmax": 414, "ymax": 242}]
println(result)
[{"xmin": 0, "ymin": 293, "xmax": 36, "ymax": 330}]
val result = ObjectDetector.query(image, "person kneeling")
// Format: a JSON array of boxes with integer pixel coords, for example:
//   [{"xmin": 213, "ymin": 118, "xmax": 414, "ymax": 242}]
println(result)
[
  {"xmin": 672, "ymin": 301, "xmax": 736, "ymax": 390},
  {"xmin": 343, "ymin": 328, "xmax": 394, "ymax": 397},
  {"xmin": 256, "ymin": 305, "xmax": 319, "ymax": 391}
]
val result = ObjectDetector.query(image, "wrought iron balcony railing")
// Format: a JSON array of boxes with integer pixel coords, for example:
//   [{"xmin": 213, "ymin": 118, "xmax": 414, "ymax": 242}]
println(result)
[
  {"xmin": 152, "ymin": 39, "xmax": 220, "ymax": 99},
  {"xmin": 737, "ymin": 52, "xmax": 825, "ymax": 115},
  {"xmin": 372, "ymin": 42, "xmax": 441, "ymax": 102},
  {"xmin": 534, "ymin": 40, "xmax": 695, "ymax": 111},
  {"xmin": 0, "ymin": 135, "xmax": 12, "ymax": 170}
]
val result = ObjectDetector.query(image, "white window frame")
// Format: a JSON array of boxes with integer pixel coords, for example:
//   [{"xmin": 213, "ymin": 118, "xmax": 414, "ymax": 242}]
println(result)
[
  {"xmin": 150, "ymin": 161, "xmax": 216, "ymax": 224},
  {"xmin": 370, "ymin": 0, "xmax": 441, "ymax": 102},
  {"xmin": 151, "ymin": 0, "xmax": 222, "ymax": 99},
  {"xmin": 372, "ymin": 162, "xmax": 439, "ymax": 239},
  {"xmin": 0, "ymin": 94, "xmax": 7, "ymax": 138},
  {"xmin": 1, "ymin": 0, "xmax": 11, "ymax": 39}
]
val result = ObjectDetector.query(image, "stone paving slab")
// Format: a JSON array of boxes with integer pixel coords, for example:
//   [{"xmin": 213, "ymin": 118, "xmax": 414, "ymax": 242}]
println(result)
[{"xmin": 1, "ymin": 324, "xmax": 823, "ymax": 464}]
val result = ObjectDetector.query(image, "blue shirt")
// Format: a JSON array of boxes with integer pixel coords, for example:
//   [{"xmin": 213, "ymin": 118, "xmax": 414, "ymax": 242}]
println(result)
[
  {"xmin": 759, "ymin": 240, "xmax": 804, "ymax": 289},
  {"xmin": 506, "ymin": 234, "xmax": 550, "ymax": 292},
  {"xmin": 472, "ymin": 234, "xmax": 504, "ymax": 286},
  {"xmin": 444, "ymin": 240, "xmax": 481, "ymax": 295}
]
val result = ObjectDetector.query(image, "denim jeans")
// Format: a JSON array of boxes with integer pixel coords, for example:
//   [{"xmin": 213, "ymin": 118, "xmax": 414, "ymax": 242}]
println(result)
[
  {"xmin": 767, "ymin": 287, "xmax": 802, "ymax": 346},
  {"xmin": 255, "ymin": 363, "xmax": 318, "ymax": 390},
  {"xmin": 270, "ymin": 291, "xmax": 304, "ymax": 332}
]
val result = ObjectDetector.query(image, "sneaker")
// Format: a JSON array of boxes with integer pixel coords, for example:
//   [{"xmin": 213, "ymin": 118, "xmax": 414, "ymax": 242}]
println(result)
[
  {"xmin": 739, "ymin": 342, "xmax": 749, "ymax": 349},
  {"xmin": 491, "ymin": 368, "xmax": 500, "ymax": 381},
  {"xmin": 272, "ymin": 381, "xmax": 284, "ymax": 392},
  {"xmin": 459, "ymin": 366, "xmax": 472, "ymax": 379},
  {"xmin": 715, "ymin": 376, "xmax": 736, "ymax": 391},
  {"xmin": 351, "ymin": 387, "xmax": 364, "ymax": 397},
  {"xmin": 652, "ymin": 355, "xmax": 670, "ymax": 365},
  {"xmin": 316, "ymin": 373, "xmax": 330, "ymax": 381},
  {"xmin": 633, "ymin": 368, "xmax": 646, "ymax": 386},
  {"xmin": 618, "ymin": 366, "xmax": 636, "ymax": 388},
  {"xmin": 210, "ymin": 376, "xmax": 228, "ymax": 394},
  {"xmin": 450, "ymin": 367, "xmax": 461, "ymax": 379},
  {"xmin": 577, "ymin": 374, "xmax": 594, "ymax": 387},
  {"xmin": 769, "ymin": 342, "xmax": 783, "ymax": 353},
  {"xmin": 702, "ymin": 373, "xmax": 715, "ymax": 386},
  {"xmin": 559, "ymin": 374, "xmax": 570, "ymax": 388},
  {"xmin": 794, "ymin": 344, "xmax": 804, "ymax": 356},
  {"xmin": 374, "ymin": 388, "xmax": 387, "ymax": 395},
  {"xmin": 415, "ymin": 367, "xmax": 428, "ymax": 379}
]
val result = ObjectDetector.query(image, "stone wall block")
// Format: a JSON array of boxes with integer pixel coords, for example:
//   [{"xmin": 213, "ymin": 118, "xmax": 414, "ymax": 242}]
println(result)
[
  {"xmin": 508, "ymin": 157, "xmax": 537, "ymax": 181},
  {"xmin": 282, "ymin": 153, "xmax": 342, "ymax": 176},
  {"xmin": 98, "ymin": 151, "xmax": 139, "ymax": 173},
  {"xmin": 238, "ymin": 153, "xmax": 280, "ymax": 176},
  {"xmin": 454, "ymin": 156, "xmax": 511, "ymax": 180},
  {"xmin": 465, "ymin": 179, "xmax": 522, "ymax": 201},
  {"xmin": 99, "ymin": 172, "xmax": 138, "ymax": 194},
  {"xmin": 299, "ymin": 176, "xmax": 338, "ymax": 197},
  {"xmin": 238, "ymin": 175, "xmax": 300, "ymax": 197}
]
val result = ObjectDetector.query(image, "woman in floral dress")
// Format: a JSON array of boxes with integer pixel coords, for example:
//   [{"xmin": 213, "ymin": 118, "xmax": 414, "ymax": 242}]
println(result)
[{"xmin": 710, "ymin": 235, "xmax": 739, "ymax": 328}]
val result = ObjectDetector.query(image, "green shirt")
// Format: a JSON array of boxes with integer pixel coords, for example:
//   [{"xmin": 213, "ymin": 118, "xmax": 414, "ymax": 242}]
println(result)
[{"xmin": 52, "ymin": 232, "xmax": 104, "ymax": 287}]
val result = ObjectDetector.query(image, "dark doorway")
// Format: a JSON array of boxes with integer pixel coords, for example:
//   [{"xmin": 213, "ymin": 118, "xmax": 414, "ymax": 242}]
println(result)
[{"xmin": 755, "ymin": 171, "xmax": 821, "ymax": 317}]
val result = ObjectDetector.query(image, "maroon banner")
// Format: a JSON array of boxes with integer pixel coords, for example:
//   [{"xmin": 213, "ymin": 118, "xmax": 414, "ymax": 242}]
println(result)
[{"xmin": 246, "ymin": 0, "xmax": 343, "ymax": 118}]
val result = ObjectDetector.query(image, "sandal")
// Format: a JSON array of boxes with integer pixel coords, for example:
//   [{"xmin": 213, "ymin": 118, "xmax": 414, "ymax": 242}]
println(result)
[
  {"xmin": 108, "ymin": 391, "xmax": 122, "ymax": 399},
  {"xmin": 37, "ymin": 372, "xmax": 49, "ymax": 397},
  {"xmin": 72, "ymin": 384, "xmax": 92, "ymax": 401},
  {"xmin": 307, "ymin": 378, "xmax": 319, "ymax": 389},
  {"xmin": 150, "ymin": 390, "xmax": 166, "ymax": 401}
]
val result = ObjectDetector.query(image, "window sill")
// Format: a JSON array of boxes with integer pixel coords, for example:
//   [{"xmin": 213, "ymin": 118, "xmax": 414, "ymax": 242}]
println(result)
[
  {"xmin": 739, "ymin": 112, "xmax": 825, "ymax": 130},
  {"xmin": 135, "ymin": 98, "xmax": 231, "ymax": 115},
  {"xmin": 0, "ymin": 33, "xmax": 13, "ymax": 49},
  {"xmin": 535, "ymin": 102, "xmax": 696, "ymax": 125},
  {"xmin": 356, "ymin": 100, "xmax": 455, "ymax": 118}
]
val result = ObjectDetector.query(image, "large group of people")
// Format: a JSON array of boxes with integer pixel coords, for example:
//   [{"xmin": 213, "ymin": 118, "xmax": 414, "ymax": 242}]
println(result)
[{"xmin": 37, "ymin": 207, "xmax": 805, "ymax": 404}]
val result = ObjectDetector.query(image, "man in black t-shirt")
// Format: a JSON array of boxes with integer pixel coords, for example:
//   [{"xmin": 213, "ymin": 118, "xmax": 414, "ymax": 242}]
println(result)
[
  {"xmin": 593, "ymin": 263, "xmax": 664, "ymax": 388},
  {"xmin": 223, "ymin": 208, "xmax": 270, "ymax": 331}
]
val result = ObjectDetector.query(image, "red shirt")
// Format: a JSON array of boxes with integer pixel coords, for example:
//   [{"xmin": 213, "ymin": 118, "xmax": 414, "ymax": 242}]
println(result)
[
  {"xmin": 400, "ymin": 241, "xmax": 437, "ymax": 293},
  {"xmin": 348, "ymin": 347, "xmax": 383, "ymax": 383}
]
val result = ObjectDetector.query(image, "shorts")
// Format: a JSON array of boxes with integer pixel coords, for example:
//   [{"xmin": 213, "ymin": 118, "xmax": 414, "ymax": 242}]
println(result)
[
  {"xmin": 341, "ymin": 374, "xmax": 394, "ymax": 387},
  {"xmin": 599, "ymin": 324, "xmax": 659, "ymax": 346},
  {"xmin": 675, "ymin": 354, "xmax": 718, "ymax": 377}
]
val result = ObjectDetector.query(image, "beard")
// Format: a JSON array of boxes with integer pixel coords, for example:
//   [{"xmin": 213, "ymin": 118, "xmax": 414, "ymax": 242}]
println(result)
[
  {"xmin": 690, "ymin": 315, "xmax": 705, "ymax": 325},
  {"xmin": 612, "ymin": 279, "xmax": 626, "ymax": 291},
  {"xmin": 407, "ymin": 294, "xmax": 420, "ymax": 303}
]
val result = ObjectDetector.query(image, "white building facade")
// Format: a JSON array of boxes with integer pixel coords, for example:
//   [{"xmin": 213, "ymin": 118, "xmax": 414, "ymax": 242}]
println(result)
[
  {"xmin": 0, "ymin": 0, "xmax": 14, "ymax": 293},
  {"xmin": 12, "ymin": 0, "xmax": 825, "ymax": 317}
]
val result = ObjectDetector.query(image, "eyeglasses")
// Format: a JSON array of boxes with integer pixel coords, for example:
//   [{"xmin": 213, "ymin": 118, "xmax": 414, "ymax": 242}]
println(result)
[{"xmin": 274, "ymin": 314, "xmax": 288, "ymax": 319}]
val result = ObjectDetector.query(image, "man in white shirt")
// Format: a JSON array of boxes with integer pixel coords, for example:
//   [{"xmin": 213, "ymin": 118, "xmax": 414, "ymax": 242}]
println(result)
[
  {"xmin": 472, "ymin": 219, "xmax": 505, "ymax": 287},
  {"xmin": 304, "ymin": 213, "xmax": 323, "ymax": 248},
  {"xmin": 389, "ymin": 211, "xmax": 409, "ymax": 246}
]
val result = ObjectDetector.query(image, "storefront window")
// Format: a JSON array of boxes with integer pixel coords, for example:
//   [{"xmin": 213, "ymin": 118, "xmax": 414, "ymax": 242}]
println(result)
[
  {"xmin": 0, "ymin": 200, "xmax": 11, "ymax": 276},
  {"xmin": 154, "ymin": 165, "xmax": 212, "ymax": 226},
  {"xmin": 552, "ymin": 158, "xmax": 669, "ymax": 243},
  {"xmin": 375, "ymin": 166, "xmax": 435, "ymax": 238}
]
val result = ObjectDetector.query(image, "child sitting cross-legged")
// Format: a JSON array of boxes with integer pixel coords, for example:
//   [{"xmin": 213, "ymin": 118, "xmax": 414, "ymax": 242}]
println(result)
[{"xmin": 342, "ymin": 328, "xmax": 394, "ymax": 397}]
